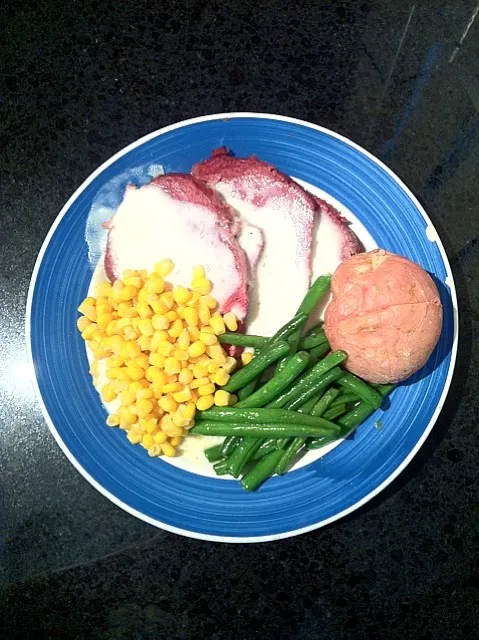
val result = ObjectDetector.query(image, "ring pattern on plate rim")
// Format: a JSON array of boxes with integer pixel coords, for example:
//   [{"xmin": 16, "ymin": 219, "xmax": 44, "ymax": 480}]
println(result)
[{"xmin": 26, "ymin": 113, "xmax": 458, "ymax": 542}]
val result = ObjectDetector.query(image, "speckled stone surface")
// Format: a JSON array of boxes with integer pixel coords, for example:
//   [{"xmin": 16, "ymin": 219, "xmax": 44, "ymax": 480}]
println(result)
[{"xmin": 1, "ymin": 0, "xmax": 479, "ymax": 638}]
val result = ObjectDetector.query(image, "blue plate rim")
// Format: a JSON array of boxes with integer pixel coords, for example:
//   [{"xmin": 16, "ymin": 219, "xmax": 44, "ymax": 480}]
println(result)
[{"xmin": 25, "ymin": 112, "xmax": 459, "ymax": 542}]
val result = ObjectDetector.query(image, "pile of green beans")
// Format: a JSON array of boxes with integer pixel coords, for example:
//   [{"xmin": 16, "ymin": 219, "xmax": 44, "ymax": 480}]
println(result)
[{"xmin": 199, "ymin": 274, "xmax": 396, "ymax": 491}]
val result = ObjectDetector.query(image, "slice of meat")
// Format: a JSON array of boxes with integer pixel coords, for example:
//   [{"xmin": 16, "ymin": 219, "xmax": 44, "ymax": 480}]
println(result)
[
  {"xmin": 104, "ymin": 173, "xmax": 249, "ymax": 322},
  {"xmin": 192, "ymin": 149, "xmax": 316, "ymax": 336}
]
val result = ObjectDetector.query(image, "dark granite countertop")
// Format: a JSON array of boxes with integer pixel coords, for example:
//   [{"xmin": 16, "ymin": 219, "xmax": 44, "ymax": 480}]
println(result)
[{"xmin": 1, "ymin": 1, "xmax": 479, "ymax": 638}]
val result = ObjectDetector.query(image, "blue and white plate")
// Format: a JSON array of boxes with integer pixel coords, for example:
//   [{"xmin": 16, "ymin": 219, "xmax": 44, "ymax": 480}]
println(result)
[{"xmin": 26, "ymin": 114, "xmax": 458, "ymax": 542}]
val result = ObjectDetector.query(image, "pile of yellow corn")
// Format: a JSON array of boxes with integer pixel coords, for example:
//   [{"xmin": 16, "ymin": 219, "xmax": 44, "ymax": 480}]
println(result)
[{"xmin": 76, "ymin": 260, "xmax": 242, "ymax": 458}]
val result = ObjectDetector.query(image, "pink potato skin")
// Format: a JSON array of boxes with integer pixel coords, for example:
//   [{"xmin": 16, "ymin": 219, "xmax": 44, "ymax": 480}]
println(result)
[{"xmin": 324, "ymin": 249, "xmax": 443, "ymax": 384}]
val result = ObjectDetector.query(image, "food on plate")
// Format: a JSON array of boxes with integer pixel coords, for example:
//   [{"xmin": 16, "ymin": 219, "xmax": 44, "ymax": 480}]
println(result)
[
  {"xmin": 324, "ymin": 249, "xmax": 443, "ymax": 383},
  {"xmin": 103, "ymin": 173, "xmax": 262, "ymax": 327},
  {"xmin": 77, "ymin": 147, "xmax": 444, "ymax": 491},
  {"xmin": 77, "ymin": 262, "xmax": 241, "ymax": 457},
  {"xmin": 192, "ymin": 148, "xmax": 361, "ymax": 335}
]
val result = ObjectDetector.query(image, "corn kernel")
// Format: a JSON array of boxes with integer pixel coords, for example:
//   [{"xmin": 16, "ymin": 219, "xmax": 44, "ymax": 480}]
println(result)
[
  {"xmin": 191, "ymin": 277, "xmax": 212, "ymax": 295},
  {"xmin": 200, "ymin": 325, "xmax": 214, "ymax": 334},
  {"xmin": 126, "ymin": 365, "xmax": 144, "ymax": 381},
  {"xmin": 172, "ymin": 350, "xmax": 187, "ymax": 363},
  {"xmin": 124, "ymin": 276, "xmax": 143, "ymax": 289},
  {"xmin": 101, "ymin": 384, "xmax": 117, "ymax": 403},
  {"xmin": 223, "ymin": 356, "xmax": 238, "ymax": 374},
  {"xmin": 154, "ymin": 431, "xmax": 168, "ymax": 444},
  {"xmin": 81, "ymin": 323, "xmax": 98, "ymax": 341},
  {"xmin": 77, "ymin": 316, "xmax": 91, "ymax": 332},
  {"xmin": 141, "ymin": 433, "xmax": 155, "ymax": 449},
  {"xmin": 137, "ymin": 318, "xmax": 153, "ymax": 337},
  {"xmin": 186, "ymin": 292, "xmax": 201, "ymax": 307},
  {"xmin": 154, "ymin": 259, "xmax": 174, "ymax": 277},
  {"xmin": 158, "ymin": 341, "xmax": 174, "ymax": 356},
  {"xmin": 96, "ymin": 282, "xmax": 113, "ymax": 297},
  {"xmin": 127, "ymin": 430, "xmax": 142, "ymax": 444},
  {"xmin": 160, "ymin": 291, "xmax": 175, "ymax": 309},
  {"xmin": 134, "ymin": 354, "xmax": 150, "ymax": 370},
  {"xmin": 241, "ymin": 352, "xmax": 254, "ymax": 365},
  {"xmin": 120, "ymin": 405, "xmax": 137, "ymax": 424},
  {"xmin": 209, "ymin": 316, "xmax": 226, "ymax": 335},
  {"xmin": 106, "ymin": 414, "xmax": 120, "ymax": 427},
  {"xmin": 78, "ymin": 297, "xmax": 96, "ymax": 314},
  {"xmin": 208, "ymin": 344, "xmax": 227, "ymax": 364},
  {"xmin": 198, "ymin": 382, "xmax": 216, "ymax": 396},
  {"xmin": 89, "ymin": 360, "xmax": 99, "ymax": 378},
  {"xmin": 120, "ymin": 285, "xmax": 138, "ymax": 301},
  {"xmin": 177, "ymin": 329, "xmax": 191, "ymax": 351},
  {"xmin": 191, "ymin": 265, "xmax": 205, "ymax": 280},
  {"xmin": 198, "ymin": 304, "xmax": 211, "ymax": 325},
  {"xmin": 173, "ymin": 386, "xmax": 192, "ymax": 403},
  {"xmin": 214, "ymin": 369, "xmax": 230, "ymax": 387},
  {"xmin": 178, "ymin": 368, "xmax": 194, "ymax": 385},
  {"xmin": 196, "ymin": 394, "xmax": 215, "ymax": 411},
  {"xmin": 158, "ymin": 395, "xmax": 178, "ymax": 413},
  {"xmin": 214, "ymin": 390, "xmax": 231, "ymax": 407},
  {"xmin": 136, "ymin": 302, "xmax": 152, "ymax": 319},
  {"xmin": 164, "ymin": 357, "xmax": 181, "ymax": 376},
  {"xmin": 120, "ymin": 390, "xmax": 136, "ymax": 406},
  {"xmin": 191, "ymin": 364, "xmax": 208, "ymax": 379},
  {"xmin": 199, "ymin": 331, "xmax": 218, "ymax": 346},
  {"xmin": 183, "ymin": 402, "xmax": 196, "ymax": 420},
  {"xmin": 223, "ymin": 312, "xmax": 238, "ymax": 331},
  {"xmin": 137, "ymin": 399, "xmax": 154, "ymax": 418},
  {"xmin": 199, "ymin": 295, "xmax": 217, "ymax": 309},
  {"xmin": 190, "ymin": 376, "xmax": 210, "ymax": 389},
  {"xmin": 172, "ymin": 285, "xmax": 191, "ymax": 305},
  {"xmin": 188, "ymin": 340, "xmax": 206, "ymax": 358},
  {"xmin": 129, "ymin": 381, "xmax": 144, "ymax": 393},
  {"xmin": 147, "ymin": 277, "xmax": 165, "ymax": 294},
  {"xmin": 160, "ymin": 442, "xmax": 176, "ymax": 457},
  {"xmin": 151, "ymin": 299, "xmax": 168, "ymax": 315},
  {"xmin": 183, "ymin": 307, "xmax": 198, "ymax": 327},
  {"xmin": 187, "ymin": 326, "xmax": 200, "ymax": 341},
  {"xmin": 151, "ymin": 314, "xmax": 169, "ymax": 331},
  {"xmin": 167, "ymin": 318, "xmax": 182, "ymax": 339},
  {"xmin": 162, "ymin": 382, "xmax": 182, "ymax": 394},
  {"xmin": 207, "ymin": 361, "xmax": 220, "ymax": 375},
  {"xmin": 137, "ymin": 335, "xmax": 152, "ymax": 352},
  {"xmin": 147, "ymin": 444, "xmax": 162, "ymax": 457},
  {"xmin": 170, "ymin": 436, "xmax": 183, "ymax": 447}
]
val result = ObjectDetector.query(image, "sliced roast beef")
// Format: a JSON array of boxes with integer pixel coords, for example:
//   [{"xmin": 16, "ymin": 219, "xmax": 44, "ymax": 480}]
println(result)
[{"xmin": 104, "ymin": 173, "xmax": 250, "ymax": 322}]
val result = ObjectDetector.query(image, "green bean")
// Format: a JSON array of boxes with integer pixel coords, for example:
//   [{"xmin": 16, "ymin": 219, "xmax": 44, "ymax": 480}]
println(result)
[
  {"xmin": 222, "ymin": 340, "xmax": 290, "ymax": 393},
  {"xmin": 303, "ymin": 323, "xmax": 324, "ymax": 338},
  {"xmin": 219, "ymin": 333, "xmax": 269, "ymax": 349},
  {"xmin": 310, "ymin": 388, "xmax": 340, "ymax": 417},
  {"xmin": 251, "ymin": 438, "xmax": 278, "ymax": 460},
  {"xmin": 307, "ymin": 434, "xmax": 340, "ymax": 449},
  {"xmin": 238, "ymin": 379, "xmax": 259, "ymax": 400},
  {"xmin": 337, "ymin": 372, "xmax": 384, "ymax": 410},
  {"xmin": 268, "ymin": 351, "xmax": 346, "ymax": 407},
  {"xmin": 270, "ymin": 312, "xmax": 308, "ymax": 344},
  {"xmin": 328, "ymin": 390, "xmax": 359, "ymax": 409},
  {"xmin": 338, "ymin": 384, "xmax": 395, "ymax": 429},
  {"xmin": 276, "ymin": 437, "xmax": 306, "ymax": 475},
  {"xmin": 197, "ymin": 407, "xmax": 340, "ymax": 431},
  {"xmin": 213, "ymin": 459, "xmax": 229, "ymax": 475},
  {"xmin": 190, "ymin": 421, "xmax": 339, "ymax": 438},
  {"xmin": 241, "ymin": 449, "xmax": 284, "ymax": 492},
  {"xmin": 204, "ymin": 444, "xmax": 225, "ymax": 463},
  {"xmin": 282, "ymin": 367, "xmax": 343, "ymax": 411},
  {"xmin": 275, "ymin": 437, "xmax": 291, "ymax": 449},
  {"xmin": 307, "ymin": 384, "xmax": 395, "ymax": 450},
  {"xmin": 299, "ymin": 330, "xmax": 328, "ymax": 350},
  {"xmin": 275, "ymin": 392, "xmax": 329, "ymax": 474},
  {"xmin": 308, "ymin": 342, "xmax": 331, "ymax": 361},
  {"xmin": 296, "ymin": 275, "xmax": 331, "ymax": 316},
  {"xmin": 225, "ymin": 436, "xmax": 262, "ymax": 478},
  {"xmin": 234, "ymin": 351, "xmax": 310, "ymax": 408},
  {"xmin": 220, "ymin": 435, "xmax": 240, "ymax": 456},
  {"xmin": 322, "ymin": 404, "xmax": 348, "ymax": 421}
]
